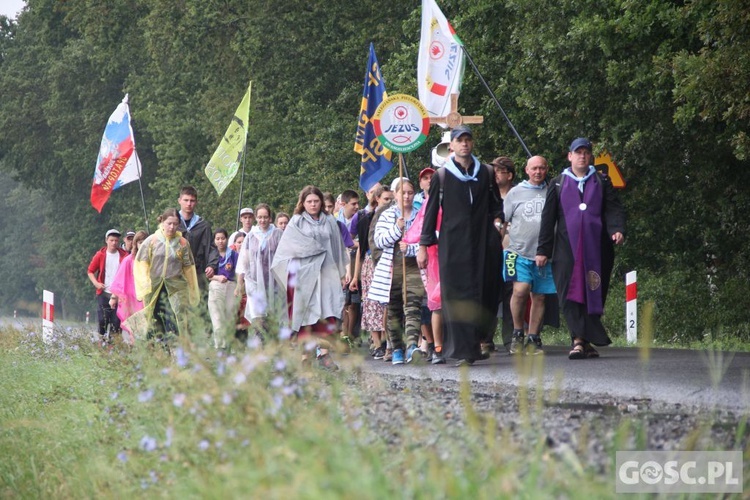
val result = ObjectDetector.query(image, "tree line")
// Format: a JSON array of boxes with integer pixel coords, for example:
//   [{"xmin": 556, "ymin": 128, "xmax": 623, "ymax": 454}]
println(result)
[{"xmin": 1, "ymin": 0, "xmax": 748, "ymax": 341}]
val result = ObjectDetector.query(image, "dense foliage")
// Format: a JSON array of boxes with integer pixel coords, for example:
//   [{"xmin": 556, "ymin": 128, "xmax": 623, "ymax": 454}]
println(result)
[{"xmin": 1, "ymin": 0, "xmax": 748, "ymax": 341}]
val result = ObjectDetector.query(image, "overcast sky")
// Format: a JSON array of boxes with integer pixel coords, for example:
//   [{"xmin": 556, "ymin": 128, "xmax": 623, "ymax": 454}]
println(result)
[{"xmin": 1, "ymin": 0, "xmax": 26, "ymax": 19}]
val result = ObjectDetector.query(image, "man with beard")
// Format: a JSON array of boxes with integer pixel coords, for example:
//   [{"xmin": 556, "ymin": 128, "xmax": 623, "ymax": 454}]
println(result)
[{"xmin": 418, "ymin": 126, "xmax": 503, "ymax": 366}]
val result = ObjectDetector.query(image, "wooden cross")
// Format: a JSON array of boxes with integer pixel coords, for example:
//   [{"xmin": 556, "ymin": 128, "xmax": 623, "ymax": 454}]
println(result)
[{"xmin": 428, "ymin": 93, "xmax": 484, "ymax": 129}]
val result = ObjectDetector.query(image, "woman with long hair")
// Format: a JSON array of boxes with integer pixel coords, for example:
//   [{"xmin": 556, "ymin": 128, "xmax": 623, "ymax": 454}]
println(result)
[
  {"xmin": 271, "ymin": 186, "xmax": 348, "ymax": 366},
  {"xmin": 134, "ymin": 208, "xmax": 200, "ymax": 344}
]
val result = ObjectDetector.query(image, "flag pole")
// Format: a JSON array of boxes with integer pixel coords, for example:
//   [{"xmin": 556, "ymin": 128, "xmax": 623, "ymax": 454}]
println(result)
[
  {"xmin": 460, "ymin": 45, "xmax": 533, "ymax": 158},
  {"xmin": 134, "ymin": 150, "xmax": 150, "ymax": 233},
  {"xmin": 235, "ymin": 149, "xmax": 248, "ymax": 233}
]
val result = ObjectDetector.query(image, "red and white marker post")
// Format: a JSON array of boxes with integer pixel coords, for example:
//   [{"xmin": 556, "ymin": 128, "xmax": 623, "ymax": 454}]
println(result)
[
  {"xmin": 625, "ymin": 271, "xmax": 637, "ymax": 344},
  {"xmin": 42, "ymin": 290, "xmax": 54, "ymax": 343}
]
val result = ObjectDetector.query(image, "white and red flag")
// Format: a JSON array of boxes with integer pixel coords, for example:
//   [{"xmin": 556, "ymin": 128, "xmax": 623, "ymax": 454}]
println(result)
[
  {"xmin": 91, "ymin": 94, "xmax": 141, "ymax": 212},
  {"xmin": 417, "ymin": 0, "xmax": 466, "ymax": 122}
]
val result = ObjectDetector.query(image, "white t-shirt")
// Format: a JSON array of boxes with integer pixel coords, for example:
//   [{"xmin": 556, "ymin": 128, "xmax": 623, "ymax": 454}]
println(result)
[{"xmin": 104, "ymin": 251, "xmax": 120, "ymax": 293}]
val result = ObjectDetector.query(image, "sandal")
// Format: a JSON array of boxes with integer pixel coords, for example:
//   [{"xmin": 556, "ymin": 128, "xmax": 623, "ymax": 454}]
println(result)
[
  {"xmin": 568, "ymin": 341, "xmax": 586, "ymax": 360},
  {"xmin": 583, "ymin": 342, "xmax": 600, "ymax": 358}
]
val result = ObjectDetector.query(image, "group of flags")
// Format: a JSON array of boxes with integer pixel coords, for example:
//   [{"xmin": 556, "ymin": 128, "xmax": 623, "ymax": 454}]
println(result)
[
  {"xmin": 356, "ymin": 0, "xmax": 465, "ymax": 191},
  {"xmin": 91, "ymin": 0, "xmax": 464, "ymax": 210}
]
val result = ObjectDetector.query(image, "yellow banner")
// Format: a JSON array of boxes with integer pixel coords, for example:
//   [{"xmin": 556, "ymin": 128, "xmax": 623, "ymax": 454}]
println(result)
[{"xmin": 205, "ymin": 82, "xmax": 251, "ymax": 196}]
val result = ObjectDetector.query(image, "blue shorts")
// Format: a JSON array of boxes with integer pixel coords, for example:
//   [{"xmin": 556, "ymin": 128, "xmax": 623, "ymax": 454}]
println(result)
[{"xmin": 503, "ymin": 251, "xmax": 556, "ymax": 294}]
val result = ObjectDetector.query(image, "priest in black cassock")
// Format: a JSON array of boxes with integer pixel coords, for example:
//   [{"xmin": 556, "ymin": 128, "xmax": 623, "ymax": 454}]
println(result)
[{"xmin": 418, "ymin": 126, "xmax": 504, "ymax": 365}]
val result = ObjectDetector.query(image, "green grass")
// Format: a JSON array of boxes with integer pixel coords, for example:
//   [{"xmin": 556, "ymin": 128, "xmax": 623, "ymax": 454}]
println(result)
[{"xmin": 0, "ymin": 324, "xmax": 746, "ymax": 498}]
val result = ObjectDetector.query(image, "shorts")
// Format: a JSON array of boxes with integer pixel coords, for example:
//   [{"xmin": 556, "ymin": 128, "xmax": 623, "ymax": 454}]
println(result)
[
  {"xmin": 503, "ymin": 251, "xmax": 556, "ymax": 294},
  {"xmin": 344, "ymin": 288, "xmax": 361, "ymax": 305},
  {"xmin": 420, "ymin": 305, "xmax": 431, "ymax": 325}
]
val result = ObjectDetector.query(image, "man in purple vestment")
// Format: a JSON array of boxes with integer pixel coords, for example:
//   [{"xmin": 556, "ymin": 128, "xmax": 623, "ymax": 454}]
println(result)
[{"xmin": 535, "ymin": 138, "xmax": 626, "ymax": 360}]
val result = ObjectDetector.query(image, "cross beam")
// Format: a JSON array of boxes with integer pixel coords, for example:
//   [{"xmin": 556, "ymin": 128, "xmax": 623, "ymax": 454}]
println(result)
[{"xmin": 428, "ymin": 93, "xmax": 484, "ymax": 129}]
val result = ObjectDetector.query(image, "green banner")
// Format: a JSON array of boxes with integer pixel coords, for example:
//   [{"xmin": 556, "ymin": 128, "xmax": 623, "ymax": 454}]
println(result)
[{"xmin": 205, "ymin": 82, "xmax": 251, "ymax": 196}]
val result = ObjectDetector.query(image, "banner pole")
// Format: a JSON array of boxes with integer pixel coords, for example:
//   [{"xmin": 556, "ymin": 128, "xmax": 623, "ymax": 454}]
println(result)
[
  {"xmin": 235, "ymin": 149, "xmax": 248, "ymax": 233},
  {"xmin": 134, "ymin": 150, "xmax": 150, "ymax": 233},
  {"xmin": 398, "ymin": 153, "xmax": 407, "ymax": 305},
  {"xmin": 460, "ymin": 45, "xmax": 533, "ymax": 158}
]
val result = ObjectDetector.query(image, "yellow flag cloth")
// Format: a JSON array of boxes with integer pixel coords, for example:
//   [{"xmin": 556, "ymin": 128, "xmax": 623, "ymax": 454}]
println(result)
[{"xmin": 205, "ymin": 82, "xmax": 252, "ymax": 196}]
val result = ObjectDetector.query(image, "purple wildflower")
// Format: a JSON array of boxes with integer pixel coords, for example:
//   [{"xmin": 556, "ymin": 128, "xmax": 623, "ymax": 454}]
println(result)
[
  {"xmin": 279, "ymin": 326, "xmax": 293, "ymax": 341},
  {"xmin": 175, "ymin": 347, "xmax": 189, "ymax": 368},
  {"xmin": 139, "ymin": 435, "xmax": 157, "ymax": 452},
  {"xmin": 138, "ymin": 389, "xmax": 154, "ymax": 403},
  {"xmin": 173, "ymin": 393, "xmax": 186, "ymax": 408}
]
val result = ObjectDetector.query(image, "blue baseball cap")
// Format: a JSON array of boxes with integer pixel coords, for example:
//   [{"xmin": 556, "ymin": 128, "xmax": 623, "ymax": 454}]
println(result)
[
  {"xmin": 450, "ymin": 125, "xmax": 473, "ymax": 141},
  {"xmin": 569, "ymin": 137, "xmax": 593, "ymax": 152}
]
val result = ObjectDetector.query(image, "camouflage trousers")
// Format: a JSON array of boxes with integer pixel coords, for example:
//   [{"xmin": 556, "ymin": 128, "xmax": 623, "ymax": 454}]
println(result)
[{"xmin": 386, "ymin": 255, "xmax": 425, "ymax": 351}]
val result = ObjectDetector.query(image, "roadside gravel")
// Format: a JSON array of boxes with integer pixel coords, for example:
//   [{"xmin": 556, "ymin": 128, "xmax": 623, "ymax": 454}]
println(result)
[{"xmin": 341, "ymin": 368, "xmax": 747, "ymax": 473}]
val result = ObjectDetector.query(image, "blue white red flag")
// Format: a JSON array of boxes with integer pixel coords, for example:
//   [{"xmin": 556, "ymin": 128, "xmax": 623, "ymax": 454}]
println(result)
[
  {"xmin": 354, "ymin": 43, "xmax": 393, "ymax": 192},
  {"xmin": 418, "ymin": 0, "xmax": 466, "ymax": 122},
  {"xmin": 91, "ymin": 94, "xmax": 141, "ymax": 212}
]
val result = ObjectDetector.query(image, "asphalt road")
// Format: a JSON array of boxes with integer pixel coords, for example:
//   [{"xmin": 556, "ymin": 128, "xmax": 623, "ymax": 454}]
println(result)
[
  {"xmin": 6, "ymin": 316, "xmax": 749, "ymax": 411},
  {"xmin": 360, "ymin": 345, "xmax": 750, "ymax": 412}
]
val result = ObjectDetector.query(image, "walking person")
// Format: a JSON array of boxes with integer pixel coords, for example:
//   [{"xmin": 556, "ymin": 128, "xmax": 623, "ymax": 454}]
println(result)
[
  {"xmin": 207, "ymin": 229, "xmax": 238, "ymax": 350},
  {"xmin": 87, "ymin": 229, "xmax": 128, "ymax": 345},
  {"xmin": 109, "ymin": 230, "xmax": 148, "ymax": 344},
  {"xmin": 236, "ymin": 204, "xmax": 285, "ymax": 338},
  {"xmin": 491, "ymin": 156, "xmax": 517, "ymax": 352},
  {"xmin": 177, "ymin": 186, "xmax": 217, "ymax": 292},
  {"xmin": 351, "ymin": 186, "xmax": 394, "ymax": 358},
  {"xmin": 503, "ymin": 156, "xmax": 556, "ymax": 355},
  {"xmin": 134, "ymin": 209, "xmax": 200, "ymax": 344},
  {"xmin": 271, "ymin": 186, "xmax": 348, "ymax": 367},
  {"xmin": 418, "ymin": 126, "xmax": 504, "ymax": 366},
  {"xmin": 275, "ymin": 212, "xmax": 290, "ymax": 232},
  {"xmin": 229, "ymin": 207, "xmax": 255, "ymax": 247},
  {"xmin": 370, "ymin": 179, "xmax": 425, "ymax": 365},
  {"xmin": 536, "ymin": 138, "xmax": 626, "ymax": 359}
]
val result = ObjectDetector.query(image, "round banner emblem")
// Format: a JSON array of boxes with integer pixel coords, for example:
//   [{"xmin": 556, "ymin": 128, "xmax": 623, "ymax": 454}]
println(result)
[{"xmin": 372, "ymin": 94, "xmax": 430, "ymax": 153}]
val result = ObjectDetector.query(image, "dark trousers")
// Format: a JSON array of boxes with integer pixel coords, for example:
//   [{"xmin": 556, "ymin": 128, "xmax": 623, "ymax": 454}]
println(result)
[
  {"xmin": 151, "ymin": 286, "xmax": 178, "ymax": 339},
  {"xmin": 97, "ymin": 293, "xmax": 120, "ymax": 336}
]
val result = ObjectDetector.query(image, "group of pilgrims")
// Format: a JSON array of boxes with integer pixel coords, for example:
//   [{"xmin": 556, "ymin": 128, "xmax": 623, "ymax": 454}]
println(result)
[{"xmin": 91, "ymin": 126, "xmax": 625, "ymax": 367}]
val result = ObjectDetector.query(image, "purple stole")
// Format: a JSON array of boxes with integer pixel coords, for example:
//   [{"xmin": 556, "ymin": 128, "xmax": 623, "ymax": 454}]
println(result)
[{"xmin": 560, "ymin": 174, "xmax": 604, "ymax": 314}]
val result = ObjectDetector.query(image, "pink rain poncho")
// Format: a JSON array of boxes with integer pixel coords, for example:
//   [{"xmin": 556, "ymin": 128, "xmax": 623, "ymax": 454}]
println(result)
[
  {"xmin": 403, "ymin": 198, "xmax": 442, "ymax": 311},
  {"xmin": 109, "ymin": 254, "xmax": 143, "ymax": 344}
]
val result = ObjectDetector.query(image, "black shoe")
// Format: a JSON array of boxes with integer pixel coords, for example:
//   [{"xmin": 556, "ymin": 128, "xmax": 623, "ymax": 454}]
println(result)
[
  {"xmin": 431, "ymin": 350, "xmax": 446, "ymax": 365},
  {"xmin": 509, "ymin": 330, "xmax": 525, "ymax": 355},
  {"xmin": 454, "ymin": 359, "xmax": 474, "ymax": 367},
  {"xmin": 524, "ymin": 335, "xmax": 543, "ymax": 355},
  {"xmin": 372, "ymin": 346, "xmax": 386, "ymax": 360}
]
